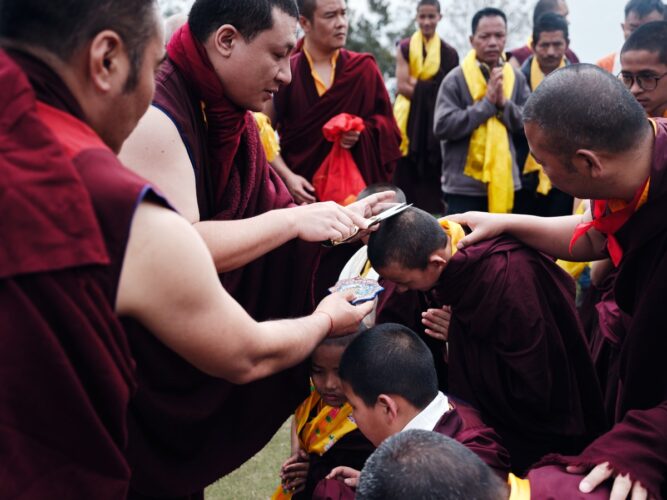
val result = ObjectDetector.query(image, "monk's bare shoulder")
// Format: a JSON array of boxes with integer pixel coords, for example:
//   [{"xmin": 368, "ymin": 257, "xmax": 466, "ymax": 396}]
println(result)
[{"xmin": 119, "ymin": 106, "xmax": 200, "ymax": 222}]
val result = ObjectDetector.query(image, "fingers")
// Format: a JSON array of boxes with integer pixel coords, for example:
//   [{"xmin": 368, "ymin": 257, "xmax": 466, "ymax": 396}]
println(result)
[
  {"xmin": 609, "ymin": 473, "xmax": 633, "ymax": 500},
  {"xmin": 566, "ymin": 465, "xmax": 588, "ymax": 474},
  {"xmin": 630, "ymin": 481, "xmax": 648, "ymax": 500},
  {"xmin": 580, "ymin": 462, "xmax": 613, "ymax": 493}
]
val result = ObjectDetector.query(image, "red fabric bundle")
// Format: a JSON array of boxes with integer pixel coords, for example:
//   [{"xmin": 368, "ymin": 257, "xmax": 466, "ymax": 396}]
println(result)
[{"xmin": 312, "ymin": 113, "xmax": 366, "ymax": 205}]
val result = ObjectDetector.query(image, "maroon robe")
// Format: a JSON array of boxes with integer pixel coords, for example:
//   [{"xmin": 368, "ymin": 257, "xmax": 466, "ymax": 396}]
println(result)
[
  {"xmin": 393, "ymin": 37, "xmax": 458, "ymax": 214},
  {"xmin": 274, "ymin": 48, "xmax": 401, "ymax": 190},
  {"xmin": 539, "ymin": 120, "xmax": 667, "ymax": 499},
  {"xmin": 431, "ymin": 236, "xmax": 606, "ymax": 474},
  {"xmin": 119, "ymin": 59, "xmax": 320, "ymax": 497},
  {"xmin": 0, "ymin": 49, "xmax": 140, "ymax": 499},
  {"xmin": 527, "ymin": 465, "xmax": 611, "ymax": 499},
  {"xmin": 311, "ymin": 400, "xmax": 510, "ymax": 500}
]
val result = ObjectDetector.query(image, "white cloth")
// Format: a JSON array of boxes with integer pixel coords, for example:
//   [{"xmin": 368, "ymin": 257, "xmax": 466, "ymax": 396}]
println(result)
[{"xmin": 402, "ymin": 391, "xmax": 450, "ymax": 432}]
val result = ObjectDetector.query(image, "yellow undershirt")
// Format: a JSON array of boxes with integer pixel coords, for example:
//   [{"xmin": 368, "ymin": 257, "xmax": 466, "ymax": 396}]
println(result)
[
  {"xmin": 507, "ymin": 473, "xmax": 531, "ymax": 500},
  {"xmin": 303, "ymin": 47, "xmax": 340, "ymax": 96}
]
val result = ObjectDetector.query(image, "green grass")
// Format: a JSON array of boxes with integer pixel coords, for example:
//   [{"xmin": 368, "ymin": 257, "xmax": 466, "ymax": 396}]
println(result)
[{"xmin": 205, "ymin": 419, "xmax": 291, "ymax": 499}]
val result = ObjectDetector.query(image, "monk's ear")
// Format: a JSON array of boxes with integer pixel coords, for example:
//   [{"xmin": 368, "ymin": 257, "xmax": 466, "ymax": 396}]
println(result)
[
  {"xmin": 299, "ymin": 15, "xmax": 312, "ymax": 34},
  {"xmin": 377, "ymin": 394, "xmax": 399, "ymax": 422},
  {"xmin": 428, "ymin": 250, "xmax": 447, "ymax": 270},
  {"xmin": 88, "ymin": 30, "xmax": 128, "ymax": 94},
  {"xmin": 573, "ymin": 149, "xmax": 604, "ymax": 179},
  {"xmin": 213, "ymin": 24, "xmax": 240, "ymax": 58}
]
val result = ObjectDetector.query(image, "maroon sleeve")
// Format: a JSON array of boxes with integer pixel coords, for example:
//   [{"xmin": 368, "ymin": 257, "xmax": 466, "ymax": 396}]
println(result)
[
  {"xmin": 539, "ymin": 402, "xmax": 667, "ymax": 499},
  {"xmin": 313, "ymin": 478, "xmax": 356, "ymax": 500}
]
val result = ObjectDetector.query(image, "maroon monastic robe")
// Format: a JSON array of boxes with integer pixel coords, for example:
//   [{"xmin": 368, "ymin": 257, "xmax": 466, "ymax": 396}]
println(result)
[
  {"xmin": 120, "ymin": 59, "xmax": 319, "ymax": 497},
  {"xmin": 527, "ymin": 465, "xmax": 611, "ymax": 499},
  {"xmin": 0, "ymin": 49, "xmax": 141, "ymax": 499},
  {"xmin": 393, "ymin": 37, "xmax": 458, "ymax": 214},
  {"xmin": 538, "ymin": 120, "xmax": 667, "ymax": 499},
  {"xmin": 430, "ymin": 235, "xmax": 606, "ymax": 474},
  {"xmin": 274, "ymin": 48, "xmax": 401, "ymax": 190}
]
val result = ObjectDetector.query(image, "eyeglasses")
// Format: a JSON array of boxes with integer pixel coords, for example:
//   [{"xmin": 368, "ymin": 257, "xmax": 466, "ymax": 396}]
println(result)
[{"xmin": 617, "ymin": 70, "xmax": 667, "ymax": 91}]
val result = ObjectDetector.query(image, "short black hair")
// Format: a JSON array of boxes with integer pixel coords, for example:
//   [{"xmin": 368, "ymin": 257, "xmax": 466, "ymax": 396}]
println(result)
[
  {"xmin": 0, "ymin": 0, "xmax": 158, "ymax": 90},
  {"xmin": 533, "ymin": 0, "xmax": 566, "ymax": 25},
  {"xmin": 338, "ymin": 323, "xmax": 439, "ymax": 409},
  {"xmin": 189, "ymin": 0, "xmax": 299, "ymax": 43},
  {"xmin": 357, "ymin": 183, "xmax": 407, "ymax": 204},
  {"xmin": 625, "ymin": 0, "xmax": 665, "ymax": 19},
  {"xmin": 357, "ymin": 430, "xmax": 507, "ymax": 500},
  {"xmin": 417, "ymin": 0, "xmax": 441, "ymax": 13},
  {"xmin": 533, "ymin": 12, "xmax": 569, "ymax": 44},
  {"xmin": 367, "ymin": 207, "xmax": 446, "ymax": 271},
  {"xmin": 297, "ymin": 0, "xmax": 318, "ymax": 21},
  {"xmin": 622, "ymin": 20, "xmax": 667, "ymax": 64},
  {"xmin": 523, "ymin": 64, "xmax": 651, "ymax": 159},
  {"xmin": 472, "ymin": 7, "xmax": 507, "ymax": 35}
]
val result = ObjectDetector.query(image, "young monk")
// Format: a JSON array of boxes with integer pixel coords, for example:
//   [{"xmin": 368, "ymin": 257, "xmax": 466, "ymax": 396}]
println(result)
[
  {"xmin": 367, "ymin": 207, "xmax": 606, "ymax": 473},
  {"xmin": 273, "ymin": 332, "xmax": 373, "ymax": 499},
  {"xmin": 356, "ymin": 430, "xmax": 612, "ymax": 500},
  {"xmin": 316, "ymin": 323, "xmax": 510, "ymax": 498}
]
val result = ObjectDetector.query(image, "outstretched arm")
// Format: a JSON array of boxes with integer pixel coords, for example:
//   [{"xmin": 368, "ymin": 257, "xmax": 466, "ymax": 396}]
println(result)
[
  {"xmin": 119, "ymin": 105, "xmax": 385, "ymax": 272},
  {"xmin": 447, "ymin": 210, "xmax": 608, "ymax": 262},
  {"xmin": 116, "ymin": 202, "xmax": 373, "ymax": 384}
]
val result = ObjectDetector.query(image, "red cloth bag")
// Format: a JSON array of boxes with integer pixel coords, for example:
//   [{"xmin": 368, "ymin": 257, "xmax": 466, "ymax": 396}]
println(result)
[{"xmin": 312, "ymin": 113, "xmax": 366, "ymax": 205}]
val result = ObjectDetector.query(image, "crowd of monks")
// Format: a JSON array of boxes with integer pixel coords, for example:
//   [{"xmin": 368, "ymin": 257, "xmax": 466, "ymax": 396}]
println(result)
[{"xmin": 1, "ymin": 0, "xmax": 667, "ymax": 498}]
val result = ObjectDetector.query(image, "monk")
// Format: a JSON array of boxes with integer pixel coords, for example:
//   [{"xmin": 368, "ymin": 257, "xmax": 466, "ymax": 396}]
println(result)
[
  {"xmin": 367, "ymin": 207, "xmax": 606, "ymax": 474},
  {"xmin": 267, "ymin": 0, "xmax": 401, "ymax": 206},
  {"xmin": 264, "ymin": 0, "xmax": 402, "ymax": 300},
  {"xmin": 596, "ymin": 0, "xmax": 664, "ymax": 75},
  {"xmin": 392, "ymin": 0, "xmax": 458, "ymax": 214},
  {"xmin": 356, "ymin": 430, "xmax": 612, "ymax": 500},
  {"xmin": 317, "ymin": 323, "xmax": 510, "ymax": 498},
  {"xmin": 450, "ymin": 64, "xmax": 667, "ymax": 498},
  {"xmin": 0, "ymin": 0, "xmax": 374, "ymax": 498}
]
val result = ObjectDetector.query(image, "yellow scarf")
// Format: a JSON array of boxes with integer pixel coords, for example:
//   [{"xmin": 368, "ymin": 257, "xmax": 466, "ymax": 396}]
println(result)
[
  {"xmin": 461, "ymin": 50, "xmax": 515, "ymax": 213},
  {"xmin": 507, "ymin": 473, "xmax": 531, "ymax": 500},
  {"xmin": 272, "ymin": 386, "xmax": 357, "ymax": 499},
  {"xmin": 439, "ymin": 218, "xmax": 466, "ymax": 255},
  {"xmin": 394, "ymin": 31, "xmax": 441, "ymax": 155},
  {"xmin": 522, "ymin": 56, "xmax": 566, "ymax": 195},
  {"xmin": 253, "ymin": 112, "xmax": 280, "ymax": 163}
]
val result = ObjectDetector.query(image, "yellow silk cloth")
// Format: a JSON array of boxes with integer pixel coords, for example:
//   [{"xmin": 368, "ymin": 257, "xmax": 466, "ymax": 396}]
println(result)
[
  {"xmin": 253, "ymin": 112, "xmax": 280, "ymax": 162},
  {"xmin": 522, "ymin": 56, "xmax": 566, "ymax": 195},
  {"xmin": 556, "ymin": 200, "xmax": 589, "ymax": 278},
  {"xmin": 439, "ymin": 218, "xmax": 466, "ymax": 256},
  {"xmin": 393, "ymin": 31, "xmax": 441, "ymax": 155},
  {"xmin": 303, "ymin": 47, "xmax": 339, "ymax": 97},
  {"xmin": 271, "ymin": 386, "xmax": 357, "ymax": 500},
  {"xmin": 461, "ymin": 50, "xmax": 515, "ymax": 213},
  {"xmin": 508, "ymin": 473, "xmax": 531, "ymax": 500}
]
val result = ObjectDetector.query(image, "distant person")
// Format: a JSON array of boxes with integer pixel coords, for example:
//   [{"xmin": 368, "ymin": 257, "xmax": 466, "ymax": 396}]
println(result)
[
  {"xmin": 508, "ymin": 0, "xmax": 579, "ymax": 68},
  {"xmin": 433, "ymin": 7, "xmax": 530, "ymax": 215},
  {"xmin": 367, "ymin": 207, "xmax": 606, "ymax": 473},
  {"xmin": 393, "ymin": 0, "xmax": 458, "ymax": 214},
  {"xmin": 596, "ymin": 0, "xmax": 664, "ymax": 74},
  {"xmin": 514, "ymin": 13, "xmax": 573, "ymax": 217},
  {"xmin": 356, "ymin": 430, "xmax": 612, "ymax": 500}
]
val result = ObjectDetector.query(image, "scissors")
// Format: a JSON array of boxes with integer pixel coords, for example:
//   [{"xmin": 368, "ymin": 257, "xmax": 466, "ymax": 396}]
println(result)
[{"xmin": 324, "ymin": 203, "xmax": 413, "ymax": 247}]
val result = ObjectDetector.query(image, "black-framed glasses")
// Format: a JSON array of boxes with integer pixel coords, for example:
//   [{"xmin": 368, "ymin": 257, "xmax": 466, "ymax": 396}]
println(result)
[{"xmin": 617, "ymin": 70, "xmax": 667, "ymax": 91}]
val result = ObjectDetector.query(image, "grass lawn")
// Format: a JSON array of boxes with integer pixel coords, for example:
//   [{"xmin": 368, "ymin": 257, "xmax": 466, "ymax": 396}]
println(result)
[{"xmin": 205, "ymin": 419, "xmax": 291, "ymax": 499}]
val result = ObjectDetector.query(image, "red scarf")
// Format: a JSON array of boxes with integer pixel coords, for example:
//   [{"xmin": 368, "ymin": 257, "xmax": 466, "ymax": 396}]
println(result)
[
  {"xmin": 167, "ymin": 24, "xmax": 247, "ymax": 205},
  {"xmin": 569, "ymin": 178, "xmax": 650, "ymax": 266}
]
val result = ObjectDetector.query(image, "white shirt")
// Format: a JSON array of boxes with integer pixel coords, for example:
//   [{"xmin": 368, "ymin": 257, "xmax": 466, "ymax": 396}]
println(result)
[{"xmin": 402, "ymin": 391, "xmax": 450, "ymax": 432}]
